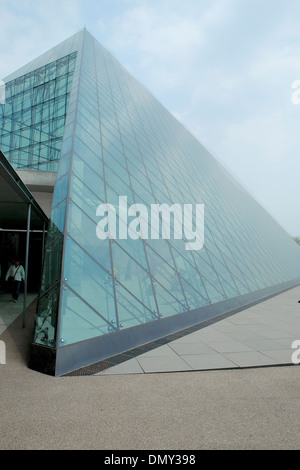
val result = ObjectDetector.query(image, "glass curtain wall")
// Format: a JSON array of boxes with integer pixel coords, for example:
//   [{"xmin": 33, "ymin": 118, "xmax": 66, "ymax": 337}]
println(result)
[
  {"xmin": 31, "ymin": 30, "xmax": 300, "ymax": 352},
  {"xmin": 0, "ymin": 52, "xmax": 77, "ymax": 172}
]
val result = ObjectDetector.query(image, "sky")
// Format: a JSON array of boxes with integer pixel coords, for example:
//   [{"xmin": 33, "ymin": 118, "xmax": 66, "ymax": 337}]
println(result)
[{"xmin": 0, "ymin": 0, "xmax": 299, "ymax": 236}]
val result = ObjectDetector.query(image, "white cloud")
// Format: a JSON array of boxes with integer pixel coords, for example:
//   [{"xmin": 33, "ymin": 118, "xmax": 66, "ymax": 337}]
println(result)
[
  {"xmin": 102, "ymin": 0, "xmax": 233, "ymax": 90},
  {"xmin": 0, "ymin": 0, "xmax": 82, "ymax": 79},
  {"xmin": 0, "ymin": 0, "xmax": 299, "ymax": 234}
]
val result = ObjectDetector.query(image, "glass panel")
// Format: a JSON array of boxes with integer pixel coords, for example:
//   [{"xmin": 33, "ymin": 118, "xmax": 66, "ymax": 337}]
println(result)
[
  {"xmin": 201, "ymin": 277, "xmax": 226, "ymax": 304},
  {"xmin": 111, "ymin": 241, "xmax": 157, "ymax": 313},
  {"xmin": 106, "ymin": 183, "xmax": 135, "ymax": 209},
  {"xmin": 58, "ymin": 288, "xmax": 115, "ymax": 346},
  {"xmin": 39, "ymin": 232, "xmax": 63, "ymax": 296},
  {"xmin": 75, "ymin": 122, "xmax": 102, "ymax": 157},
  {"xmin": 152, "ymin": 280, "xmax": 186, "ymax": 318},
  {"xmin": 116, "ymin": 283, "xmax": 156, "ymax": 329},
  {"xmin": 73, "ymin": 136, "xmax": 103, "ymax": 176},
  {"xmin": 105, "ymin": 164, "xmax": 131, "ymax": 197},
  {"xmin": 104, "ymin": 155, "xmax": 131, "ymax": 187},
  {"xmin": 170, "ymin": 245, "xmax": 207, "ymax": 297},
  {"xmin": 51, "ymin": 200, "xmax": 66, "ymax": 234},
  {"xmin": 180, "ymin": 278, "xmax": 208, "ymax": 310},
  {"xmin": 0, "ymin": 52, "xmax": 77, "ymax": 171},
  {"xmin": 30, "ymin": 32, "xmax": 300, "ymax": 359},
  {"xmin": 67, "ymin": 200, "xmax": 112, "ymax": 272},
  {"xmin": 145, "ymin": 245, "xmax": 186, "ymax": 306},
  {"xmin": 52, "ymin": 172, "xmax": 69, "ymax": 208},
  {"xmin": 72, "ymin": 152, "xmax": 105, "ymax": 201},
  {"xmin": 69, "ymin": 173, "xmax": 104, "ymax": 221},
  {"xmin": 62, "ymin": 238, "xmax": 117, "ymax": 327},
  {"xmin": 33, "ymin": 285, "xmax": 60, "ymax": 346}
]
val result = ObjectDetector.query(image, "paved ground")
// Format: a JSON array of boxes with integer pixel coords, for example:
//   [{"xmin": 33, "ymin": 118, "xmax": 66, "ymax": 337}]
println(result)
[
  {"xmin": 0, "ymin": 287, "xmax": 300, "ymax": 450},
  {"xmin": 0, "ymin": 291, "xmax": 36, "ymax": 335},
  {"xmin": 97, "ymin": 286, "xmax": 300, "ymax": 375}
]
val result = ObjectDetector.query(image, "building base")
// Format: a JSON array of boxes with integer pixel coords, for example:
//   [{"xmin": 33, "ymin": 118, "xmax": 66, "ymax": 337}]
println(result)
[{"xmin": 28, "ymin": 278, "xmax": 300, "ymax": 377}]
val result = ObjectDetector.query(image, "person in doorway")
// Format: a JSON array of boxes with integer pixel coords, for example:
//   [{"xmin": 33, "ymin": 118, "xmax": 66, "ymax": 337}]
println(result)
[{"xmin": 5, "ymin": 260, "xmax": 25, "ymax": 303}]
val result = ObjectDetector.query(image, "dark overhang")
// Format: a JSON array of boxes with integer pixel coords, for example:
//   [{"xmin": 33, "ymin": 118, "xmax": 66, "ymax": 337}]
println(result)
[{"xmin": 0, "ymin": 150, "xmax": 49, "ymax": 231}]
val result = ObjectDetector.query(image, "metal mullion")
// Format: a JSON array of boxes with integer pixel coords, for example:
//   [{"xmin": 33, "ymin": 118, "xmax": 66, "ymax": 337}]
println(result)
[
  {"xmin": 149, "ymin": 274, "xmax": 188, "ymax": 313},
  {"xmin": 72, "ymin": 191, "xmax": 162, "ymax": 305},
  {"xmin": 71, "ymin": 159, "xmax": 102, "ymax": 199},
  {"xmin": 125, "ymin": 92, "xmax": 212, "ymax": 300},
  {"xmin": 63, "ymin": 282, "xmax": 117, "ymax": 332},
  {"xmin": 101, "ymin": 51, "xmax": 161, "ymax": 320},
  {"xmin": 69, "ymin": 197, "xmax": 151, "ymax": 275},
  {"xmin": 110, "ymin": 59, "xmax": 190, "ymax": 313},
  {"xmin": 171, "ymin": 127, "xmax": 262, "ymax": 291},
  {"xmin": 206, "ymin": 228, "xmax": 243, "ymax": 296},
  {"xmin": 55, "ymin": 31, "xmax": 86, "ymax": 347},
  {"xmin": 66, "ymin": 231, "xmax": 110, "ymax": 276},
  {"xmin": 93, "ymin": 37, "xmax": 121, "ymax": 330},
  {"xmin": 148, "ymin": 240, "xmax": 208, "ymax": 306},
  {"xmin": 37, "ymin": 281, "xmax": 60, "ymax": 302},
  {"xmin": 169, "ymin": 244, "xmax": 210, "ymax": 304},
  {"xmin": 111, "ymin": 275, "xmax": 157, "ymax": 326},
  {"xmin": 22, "ymin": 203, "xmax": 31, "ymax": 328},
  {"xmin": 208, "ymin": 223, "xmax": 250, "ymax": 293}
]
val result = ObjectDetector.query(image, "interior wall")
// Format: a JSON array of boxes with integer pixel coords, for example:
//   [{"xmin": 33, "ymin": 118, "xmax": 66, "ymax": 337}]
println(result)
[{"xmin": 31, "ymin": 191, "xmax": 53, "ymax": 218}]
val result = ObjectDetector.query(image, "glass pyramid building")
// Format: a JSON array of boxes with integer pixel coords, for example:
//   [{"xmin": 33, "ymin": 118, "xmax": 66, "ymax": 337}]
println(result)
[{"xmin": 1, "ymin": 29, "xmax": 299, "ymax": 376}]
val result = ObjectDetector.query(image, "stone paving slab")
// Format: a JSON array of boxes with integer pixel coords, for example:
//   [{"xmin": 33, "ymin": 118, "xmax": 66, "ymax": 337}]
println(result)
[{"xmin": 96, "ymin": 286, "xmax": 300, "ymax": 375}]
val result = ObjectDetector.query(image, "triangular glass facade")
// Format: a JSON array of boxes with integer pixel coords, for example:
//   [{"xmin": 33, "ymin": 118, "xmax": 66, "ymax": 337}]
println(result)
[{"xmin": 1, "ymin": 30, "xmax": 299, "ymax": 375}]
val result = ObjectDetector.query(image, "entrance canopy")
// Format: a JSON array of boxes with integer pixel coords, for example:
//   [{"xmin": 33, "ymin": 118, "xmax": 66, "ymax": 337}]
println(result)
[
  {"xmin": 0, "ymin": 150, "xmax": 49, "ymax": 328},
  {"xmin": 0, "ymin": 151, "xmax": 48, "ymax": 231}
]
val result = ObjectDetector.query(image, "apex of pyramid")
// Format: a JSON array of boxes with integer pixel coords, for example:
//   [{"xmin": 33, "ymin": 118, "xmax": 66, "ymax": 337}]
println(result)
[{"xmin": 4, "ymin": 29, "xmax": 84, "ymax": 83}]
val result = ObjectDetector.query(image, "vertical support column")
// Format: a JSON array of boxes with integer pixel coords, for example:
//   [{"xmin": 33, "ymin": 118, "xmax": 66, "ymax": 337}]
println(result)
[
  {"xmin": 42, "ymin": 221, "xmax": 46, "ymax": 267},
  {"xmin": 23, "ymin": 203, "xmax": 31, "ymax": 328}
]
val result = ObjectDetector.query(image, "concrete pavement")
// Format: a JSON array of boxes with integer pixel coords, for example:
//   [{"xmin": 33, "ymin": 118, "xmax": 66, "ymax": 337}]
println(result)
[{"xmin": 1, "ymin": 288, "xmax": 300, "ymax": 450}]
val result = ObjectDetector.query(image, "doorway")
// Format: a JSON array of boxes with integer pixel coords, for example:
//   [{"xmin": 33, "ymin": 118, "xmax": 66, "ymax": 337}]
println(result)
[{"xmin": 0, "ymin": 231, "xmax": 44, "ymax": 295}]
